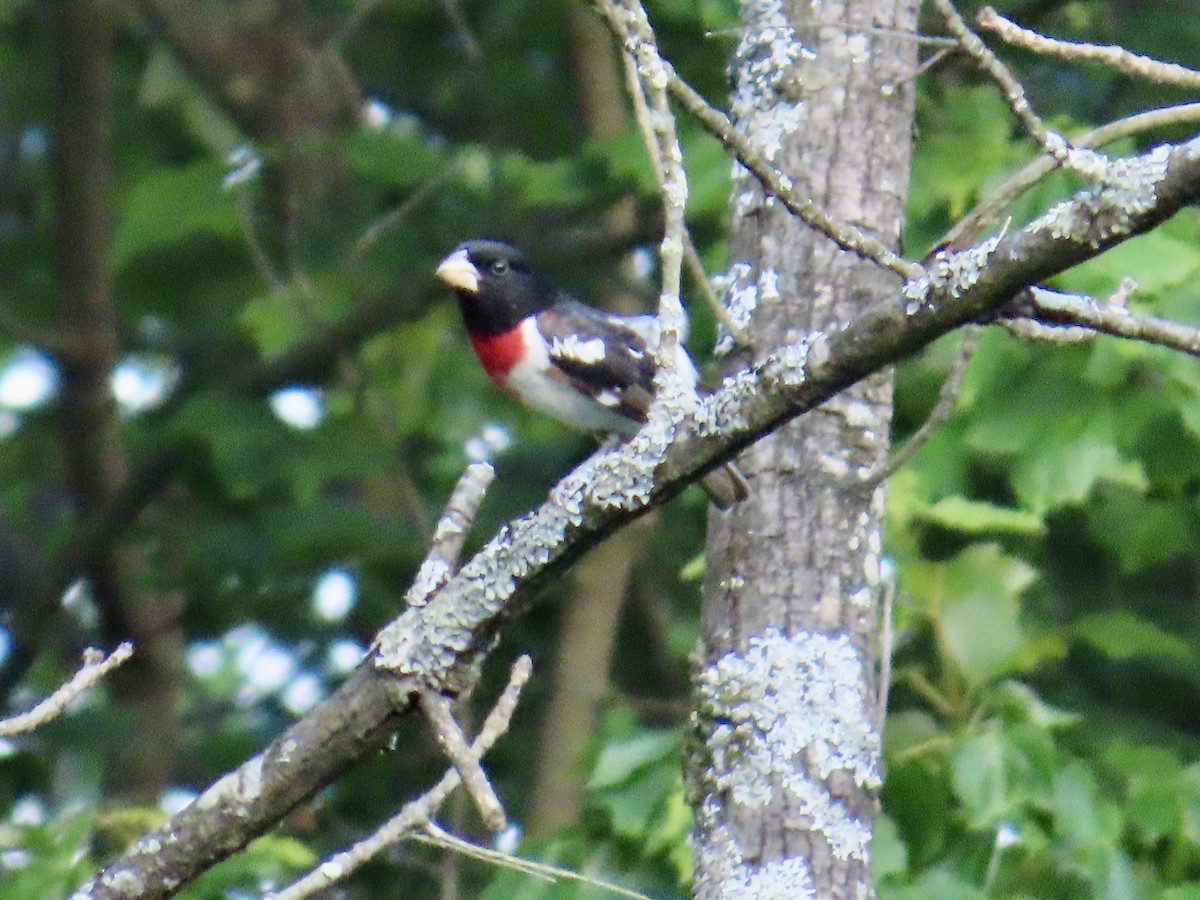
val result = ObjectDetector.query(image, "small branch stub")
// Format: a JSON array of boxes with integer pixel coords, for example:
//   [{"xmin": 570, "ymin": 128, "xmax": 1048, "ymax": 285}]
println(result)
[
  {"xmin": 0, "ymin": 642, "xmax": 134, "ymax": 738},
  {"xmin": 268, "ymin": 655, "xmax": 532, "ymax": 900}
]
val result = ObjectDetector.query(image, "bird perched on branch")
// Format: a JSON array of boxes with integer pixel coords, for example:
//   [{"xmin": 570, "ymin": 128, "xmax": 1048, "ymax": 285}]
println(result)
[{"xmin": 436, "ymin": 239, "xmax": 748, "ymax": 509}]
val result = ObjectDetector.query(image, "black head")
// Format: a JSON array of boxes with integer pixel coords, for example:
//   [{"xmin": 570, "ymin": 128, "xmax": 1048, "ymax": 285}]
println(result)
[{"xmin": 436, "ymin": 240, "xmax": 557, "ymax": 336}]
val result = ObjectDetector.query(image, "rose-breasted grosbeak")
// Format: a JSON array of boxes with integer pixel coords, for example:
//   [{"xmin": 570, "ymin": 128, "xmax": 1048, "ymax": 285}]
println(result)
[{"xmin": 436, "ymin": 239, "xmax": 748, "ymax": 509}]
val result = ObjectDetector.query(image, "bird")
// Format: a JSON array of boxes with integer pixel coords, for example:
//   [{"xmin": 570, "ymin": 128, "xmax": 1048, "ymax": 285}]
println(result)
[{"xmin": 435, "ymin": 239, "xmax": 748, "ymax": 509}]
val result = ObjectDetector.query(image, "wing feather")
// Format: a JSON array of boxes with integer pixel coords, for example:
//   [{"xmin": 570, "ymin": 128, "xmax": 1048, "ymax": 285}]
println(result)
[{"xmin": 537, "ymin": 301, "xmax": 658, "ymax": 423}]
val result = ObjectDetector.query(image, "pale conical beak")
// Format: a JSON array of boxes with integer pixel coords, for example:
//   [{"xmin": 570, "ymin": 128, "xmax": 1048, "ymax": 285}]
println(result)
[{"xmin": 435, "ymin": 248, "xmax": 480, "ymax": 294}]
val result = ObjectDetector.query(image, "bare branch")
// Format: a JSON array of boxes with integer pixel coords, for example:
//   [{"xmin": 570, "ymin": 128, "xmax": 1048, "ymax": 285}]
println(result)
[
  {"xmin": 1000, "ymin": 314, "xmax": 1094, "ymax": 344},
  {"xmin": 419, "ymin": 689, "xmax": 506, "ymax": 831},
  {"xmin": 233, "ymin": 185, "xmax": 283, "ymax": 290},
  {"xmin": 435, "ymin": 0, "xmax": 481, "ymax": 62},
  {"xmin": 587, "ymin": 0, "xmax": 919, "ymax": 281},
  {"xmin": 413, "ymin": 823, "xmax": 657, "ymax": 900},
  {"xmin": 348, "ymin": 162, "xmax": 463, "ymax": 265},
  {"xmin": 404, "ymin": 463, "xmax": 495, "ymax": 608},
  {"xmin": 1011, "ymin": 285, "xmax": 1200, "ymax": 357},
  {"xmin": 933, "ymin": 0, "xmax": 1117, "ymax": 184},
  {"xmin": 940, "ymin": 102, "xmax": 1200, "ymax": 250},
  {"xmin": 73, "ymin": 136, "xmax": 1200, "ymax": 900},
  {"xmin": 603, "ymin": 0, "xmax": 688, "ymax": 348},
  {"xmin": 269, "ymin": 655, "xmax": 531, "ymax": 900},
  {"xmin": 0, "ymin": 643, "xmax": 133, "ymax": 737},
  {"xmin": 620, "ymin": 50, "xmax": 741, "ymax": 339},
  {"xmin": 977, "ymin": 7, "xmax": 1200, "ymax": 89}
]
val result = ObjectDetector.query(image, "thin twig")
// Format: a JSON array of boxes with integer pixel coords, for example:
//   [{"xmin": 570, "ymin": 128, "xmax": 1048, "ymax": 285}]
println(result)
[
  {"xmin": 0, "ymin": 642, "xmax": 134, "ymax": 737},
  {"xmin": 682, "ymin": 233, "xmax": 741, "ymax": 338},
  {"xmin": 620, "ymin": 51, "xmax": 742, "ymax": 339},
  {"xmin": 933, "ymin": 0, "xmax": 1114, "ymax": 184},
  {"xmin": 412, "ymin": 824, "xmax": 656, "ymax": 900},
  {"xmin": 977, "ymin": 7, "xmax": 1200, "ymax": 89},
  {"xmin": 860, "ymin": 326, "xmax": 981, "ymax": 488},
  {"xmin": 909, "ymin": 45, "xmax": 955, "ymax": 83},
  {"xmin": 436, "ymin": 0, "xmax": 481, "ymax": 62},
  {"xmin": 666, "ymin": 68, "xmax": 920, "ymax": 280},
  {"xmin": 939, "ymin": 102, "xmax": 1200, "ymax": 250},
  {"xmin": 402, "ymin": 463, "xmax": 495, "ymax": 609},
  {"xmin": 1000, "ymin": 315, "xmax": 1093, "ymax": 344},
  {"xmin": 268, "ymin": 655, "xmax": 532, "ymax": 900},
  {"xmin": 1010, "ymin": 285, "xmax": 1200, "ymax": 357},
  {"xmin": 587, "ymin": 0, "xmax": 920, "ymax": 282},
  {"xmin": 606, "ymin": 0, "xmax": 688, "ymax": 351},
  {"xmin": 419, "ymin": 689, "xmax": 506, "ymax": 831},
  {"xmin": 876, "ymin": 577, "xmax": 896, "ymax": 726},
  {"xmin": 348, "ymin": 162, "xmax": 463, "ymax": 265},
  {"xmin": 233, "ymin": 187, "xmax": 282, "ymax": 291}
]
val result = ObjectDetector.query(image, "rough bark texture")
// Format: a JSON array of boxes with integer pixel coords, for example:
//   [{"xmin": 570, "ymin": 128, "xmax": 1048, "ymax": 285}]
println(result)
[{"xmin": 692, "ymin": 0, "xmax": 918, "ymax": 896}]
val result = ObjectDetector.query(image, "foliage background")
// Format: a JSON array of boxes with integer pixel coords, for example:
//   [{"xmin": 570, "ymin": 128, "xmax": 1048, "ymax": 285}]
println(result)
[{"xmin": 2, "ymin": 0, "xmax": 1200, "ymax": 897}]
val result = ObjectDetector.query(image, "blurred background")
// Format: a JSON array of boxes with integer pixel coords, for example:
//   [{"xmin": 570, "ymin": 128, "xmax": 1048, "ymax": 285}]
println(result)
[{"xmin": 2, "ymin": 0, "xmax": 1200, "ymax": 897}]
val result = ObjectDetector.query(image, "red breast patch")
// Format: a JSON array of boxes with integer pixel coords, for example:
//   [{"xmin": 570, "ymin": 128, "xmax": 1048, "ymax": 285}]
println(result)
[{"xmin": 470, "ymin": 326, "xmax": 527, "ymax": 384}]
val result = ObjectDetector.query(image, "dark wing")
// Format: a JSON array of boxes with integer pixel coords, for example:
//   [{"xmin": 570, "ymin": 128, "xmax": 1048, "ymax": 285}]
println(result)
[{"xmin": 536, "ymin": 299, "xmax": 658, "ymax": 424}]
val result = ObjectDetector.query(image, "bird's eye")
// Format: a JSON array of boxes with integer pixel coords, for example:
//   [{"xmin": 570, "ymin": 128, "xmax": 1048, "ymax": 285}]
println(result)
[{"xmin": 490, "ymin": 260, "xmax": 509, "ymax": 275}]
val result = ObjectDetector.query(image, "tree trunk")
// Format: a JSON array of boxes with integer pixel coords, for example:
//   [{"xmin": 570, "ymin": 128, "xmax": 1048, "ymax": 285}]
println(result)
[
  {"xmin": 55, "ymin": 0, "xmax": 182, "ymax": 804},
  {"xmin": 691, "ymin": 1, "xmax": 917, "ymax": 896}
]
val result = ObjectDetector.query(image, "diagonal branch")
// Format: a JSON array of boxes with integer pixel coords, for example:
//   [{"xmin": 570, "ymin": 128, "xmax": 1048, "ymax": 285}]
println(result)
[
  {"xmin": 72, "ymin": 135, "xmax": 1200, "ymax": 900},
  {"xmin": 1010, "ymin": 285, "xmax": 1200, "ymax": 356},
  {"xmin": 976, "ymin": 7, "xmax": 1200, "ymax": 89},
  {"xmin": 585, "ymin": 0, "xmax": 918, "ymax": 281},
  {"xmin": 268, "ymin": 655, "xmax": 531, "ymax": 900},
  {"xmin": 0, "ymin": 643, "xmax": 133, "ymax": 737},
  {"xmin": 938, "ymin": 102, "xmax": 1200, "ymax": 251}
]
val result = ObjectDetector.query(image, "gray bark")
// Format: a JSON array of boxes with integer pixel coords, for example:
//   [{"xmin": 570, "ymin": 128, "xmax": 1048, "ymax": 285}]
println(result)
[{"xmin": 692, "ymin": 0, "xmax": 918, "ymax": 896}]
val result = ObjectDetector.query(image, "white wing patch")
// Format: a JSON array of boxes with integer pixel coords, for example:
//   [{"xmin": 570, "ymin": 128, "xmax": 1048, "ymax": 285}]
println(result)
[
  {"xmin": 549, "ymin": 334, "xmax": 607, "ymax": 365},
  {"xmin": 508, "ymin": 319, "xmax": 634, "ymax": 433}
]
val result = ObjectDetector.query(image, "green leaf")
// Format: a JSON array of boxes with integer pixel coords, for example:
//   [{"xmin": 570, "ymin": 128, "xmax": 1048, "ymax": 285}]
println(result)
[
  {"xmin": 1060, "ymin": 223, "xmax": 1200, "ymax": 300},
  {"xmin": 1086, "ymin": 488, "xmax": 1195, "ymax": 572},
  {"xmin": 679, "ymin": 552, "xmax": 705, "ymax": 581},
  {"xmin": 345, "ymin": 128, "xmax": 448, "ymax": 190},
  {"xmin": 882, "ymin": 866, "xmax": 988, "ymax": 900},
  {"xmin": 1073, "ymin": 611, "xmax": 1191, "ymax": 663},
  {"xmin": 989, "ymin": 681, "xmax": 1081, "ymax": 730},
  {"xmin": 139, "ymin": 47, "xmax": 242, "ymax": 155},
  {"xmin": 920, "ymin": 496, "xmax": 1045, "ymax": 537},
  {"xmin": 588, "ymin": 729, "xmax": 680, "ymax": 790},
  {"xmin": 1052, "ymin": 763, "xmax": 1102, "ymax": 845},
  {"xmin": 952, "ymin": 731, "xmax": 1010, "ymax": 827},
  {"xmin": 872, "ymin": 813, "xmax": 908, "ymax": 880},
  {"xmin": 1012, "ymin": 418, "xmax": 1146, "ymax": 514},
  {"xmin": 238, "ymin": 287, "xmax": 311, "ymax": 359},
  {"xmin": 1104, "ymin": 743, "xmax": 1193, "ymax": 843},
  {"xmin": 930, "ymin": 544, "xmax": 1038, "ymax": 685},
  {"xmin": 114, "ymin": 161, "xmax": 240, "ymax": 266}
]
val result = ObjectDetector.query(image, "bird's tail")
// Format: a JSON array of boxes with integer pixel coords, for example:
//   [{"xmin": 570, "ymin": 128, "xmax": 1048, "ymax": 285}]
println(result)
[{"xmin": 701, "ymin": 461, "xmax": 750, "ymax": 510}]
